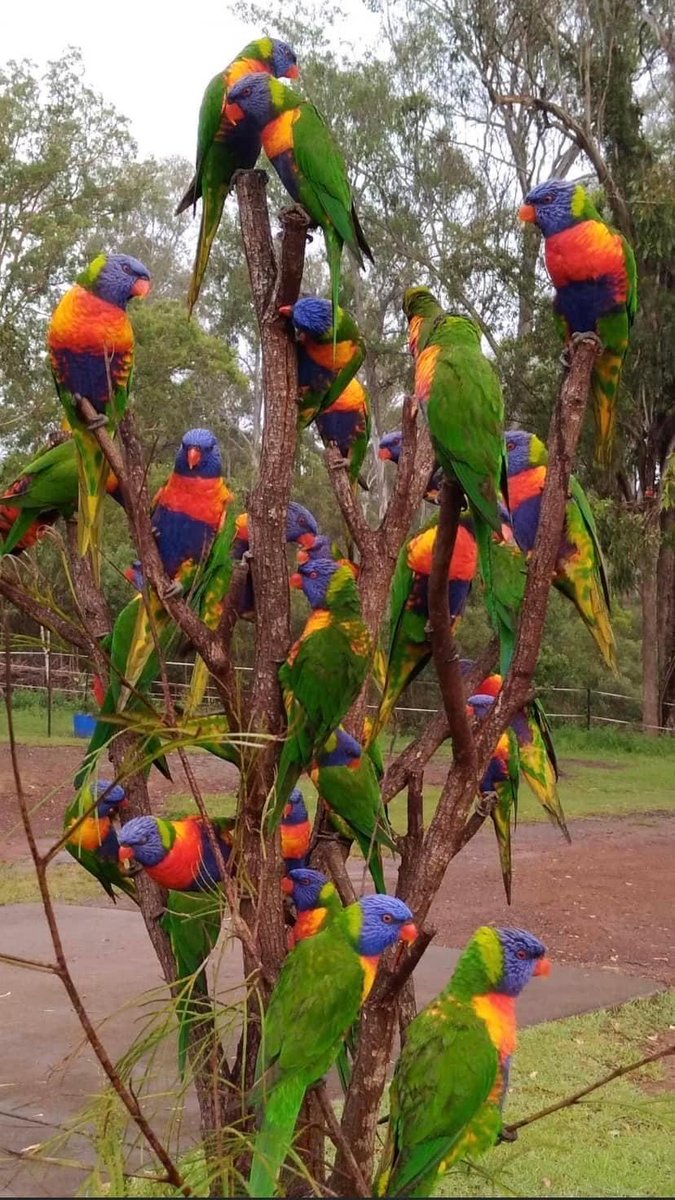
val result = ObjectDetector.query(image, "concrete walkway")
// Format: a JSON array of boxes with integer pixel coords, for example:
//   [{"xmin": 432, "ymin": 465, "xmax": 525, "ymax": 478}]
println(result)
[{"xmin": 0, "ymin": 904, "xmax": 663, "ymax": 1197}]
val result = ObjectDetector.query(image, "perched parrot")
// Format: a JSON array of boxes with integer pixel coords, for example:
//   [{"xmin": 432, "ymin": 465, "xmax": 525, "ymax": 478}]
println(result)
[
  {"xmin": 378, "ymin": 430, "xmax": 443, "ymax": 504},
  {"xmin": 279, "ymin": 297, "xmax": 366, "ymax": 428},
  {"xmin": 370, "ymin": 515, "xmax": 478, "ymax": 742},
  {"xmin": 316, "ymin": 377, "xmax": 371, "ymax": 487},
  {"xmin": 47, "ymin": 252, "xmax": 151, "ymax": 578},
  {"xmin": 231, "ymin": 501, "xmax": 319, "ymax": 620},
  {"xmin": 483, "ymin": 529, "xmax": 529, "ymax": 675},
  {"xmin": 272, "ymin": 557, "xmax": 372, "ymax": 821},
  {"xmin": 119, "ymin": 813, "xmax": 232, "ymax": 1076},
  {"xmin": 375, "ymin": 926, "xmax": 550, "ymax": 1198},
  {"xmin": 281, "ymin": 867, "xmax": 342, "ymax": 947},
  {"xmin": 519, "ymin": 179, "xmax": 637, "ymax": 469},
  {"xmin": 505, "ymin": 429, "xmax": 617, "ymax": 673},
  {"xmin": 0, "ymin": 438, "xmax": 124, "ymax": 557},
  {"xmin": 249, "ymin": 893, "xmax": 417, "ymax": 1198},
  {"xmin": 475, "ymin": 673, "xmax": 570, "ymax": 841},
  {"xmin": 403, "ymin": 288, "xmax": 507, "ymax": 599},
  {"xmin": 224, "ymin": 76, "xmax": 374, "ymax": 323},
  {"xmin": 75, "ymin": 429, "xmax": 231, "ymax": 788},
  {"xmin": 176, "ymin": 38, "xmax": 299, "ymax": 315},
  {"xmin": 182, "ymin": 503, "xmax": 238, "ymax": 716},
  {"xmin": 118, "ymin": 814, "xmax": 234, "ymax": 891},
  {"xmin": 311, "ymin": 728, "xmax": 396, "ymax": 894},
  {"xmin": 280, "ymin": 789, "xmax": 312, "ymax": 873},
  {"xmin": 468, "ymin": 694, "xmax": 521, "ymax": 903},
  {"xmin": 64, "ymin": 780, "xmax": 134, "ymax": 901}
]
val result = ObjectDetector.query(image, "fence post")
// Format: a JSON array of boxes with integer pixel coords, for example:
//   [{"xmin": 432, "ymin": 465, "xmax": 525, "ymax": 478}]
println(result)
[{"xmin": 586, "ymin": 687, "xmax": 592, "ymax": 731}]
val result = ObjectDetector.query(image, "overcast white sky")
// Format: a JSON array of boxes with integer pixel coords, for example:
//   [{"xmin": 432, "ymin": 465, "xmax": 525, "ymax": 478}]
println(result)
[{"xmin": 2, "ymin": 0, "xmax": 380, "ymax": 161}]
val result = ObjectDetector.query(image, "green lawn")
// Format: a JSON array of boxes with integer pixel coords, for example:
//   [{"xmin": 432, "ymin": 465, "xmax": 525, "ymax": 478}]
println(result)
[
  {"xmin": 0, "ymin": 860, "xmax": 105, "ymax": 905},
  {"xmin": 435, "ymin": 990, "xmax": 675, "ymax": 1197},
  {"xmin": 0, "ymin": 702, "xmax": 80, "ymax": 744}
]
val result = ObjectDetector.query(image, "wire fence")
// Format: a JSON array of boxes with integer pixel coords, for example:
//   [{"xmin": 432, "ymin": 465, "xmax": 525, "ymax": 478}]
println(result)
[{"xmin": 0, "ymin": 649, "xmax": 673, "ymax": 736}]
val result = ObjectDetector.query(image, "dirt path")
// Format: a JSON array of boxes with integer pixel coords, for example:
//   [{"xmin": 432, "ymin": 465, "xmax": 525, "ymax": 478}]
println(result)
[{"xmin": 1, "ymin": 744, "xmax": 673, "ymax": 984}]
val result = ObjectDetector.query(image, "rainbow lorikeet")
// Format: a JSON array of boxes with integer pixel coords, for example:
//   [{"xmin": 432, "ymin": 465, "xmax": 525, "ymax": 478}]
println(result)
[
  {"xmin": 475, "ymin": 673, "xmax": 570, "ymax": 841},
  {"xmin": 272, "ymin": 557, "xmax": 372, "ymax": 822},
  {"xmin": 75, "ymin": 430, "xmax": 232, "ymax": 788},
  {"xmin": 176, "ymin": 38, "xmax": 299, "ymax": 315},
  {"xmin": 281, "ymin": 866, "xmax": 342, "ymax": 947},
  {"xmin": 249, "ymin": 894, "xmax": 417, "ymax": 1198},
  {"xmin": 378, "ymin": 430, "xmax": 443, "ymax": 504},
  {"xmin": 118, "ymin": 814, "xmax": 234, "ymax": 890},
  {"xmin": 279, "ymin": 297, "xmax": 366, "ymax": 428},
  {"xmin": 182, "ymin": 502, "xmax": 238, "ymax": 716},
  {"xmin": 520, "ymin": 179, "xmax": 637, "ymax": 469},
  {"xmin": 468, "ymin": 694, "xmax": 521, "ymax": 903},
  {"xmin": 47, "ymin": 253, "xmax": 151, "ymax": 580},
  {"xmin": 404, "ymin": 288, "xmax": 508, "ymax": 600},
  {"xmin": 0, "ymin": 437, "xmax": 124, "ymax": 557},
  {"xmin": 375, "ymin": 926, "xmax": 550, "ymax": 1198},
  {"xmin": 232, "ymin": 501, "xmax": 319, "ymax": 620},
  {"xmin": 296, "ymin": 535, "xmax": 358, "ymax": 579},
  {"xmin": 280, "ymin": 788, "xmax": 312, "ymax": 873},
  {"xmin": 315, "ymin": 377, "xmax": 371, "ymax": 488},
  {"xmin": 225, "ymin": 76, "xmax": 374, "ymax": 325},
  {"xmin": 119, "ymin": 813, "xmax": 232, "ymax": 1075},
  {"xmin": 505, "ymin": 429, "xmax": 617, "ymax": 673},
  {"xmin": 370, "ymin": 514, "xmax": 478, "ymax": 742},
  {"xmin": 64, "ymin": 780, "xmax": 134, "ymax": 902},
  {"xmin": 311, "ymin": 728, "xmax": 396, "ymax": 894}
]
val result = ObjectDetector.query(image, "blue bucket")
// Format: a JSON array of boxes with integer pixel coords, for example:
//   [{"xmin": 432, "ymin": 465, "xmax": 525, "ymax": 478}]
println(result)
[{"xmin": 73, "ymin": 712, "xmax": 97, "ymax": 738}]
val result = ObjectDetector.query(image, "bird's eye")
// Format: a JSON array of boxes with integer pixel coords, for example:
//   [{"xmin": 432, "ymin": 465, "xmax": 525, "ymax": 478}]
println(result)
[
  {"xmin": 506, "ymin": 439, "xmax": 515, "ymax": 450},
  {"xmin": 517, "ymin": 948, "xmax": 527, "ymax": 959},
  {"xmin": 541, "ymin": 194, "xmax": 554, "ymax": 204},
  {"xmin": 121, "ymin": 263, "xmax": 134, "ymax": 275},
  {"xmin": 309, "ymin": 570, "xmax": 317, "ymax": 579},
  {"xmin": 382, "ymin": 912, "xmax": 393, "ymax": 924},
  {"xmin": 242, "ymin": 86, "xmax": 252, "ymax": 98}
]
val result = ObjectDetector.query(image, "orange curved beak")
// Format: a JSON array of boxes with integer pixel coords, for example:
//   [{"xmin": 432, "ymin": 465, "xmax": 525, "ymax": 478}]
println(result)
[
  {"xmin": 286, "ymin": 65, "xmax": 300, "ymax": 79},
  {"xmin": 289, "ymin": 571, "xmax": 303, "ymax": 589},
  {"xmin": 378, "ymin": 447, "xmax": 392, "ymax": 461},
  {"xmin": 297, "ymin": 532, "xmax": 316, "ymax": 549},
  {"xmin": 187, "ymin": 446, "xmax": 202, "ymax": 470},
  {"xmin": 534, "ymin": 955, "xmax": 552, "ymax": 977},
  {"xmin": 296, "ymin": 548, "xmax": 310, "ymax": 565},
  {"xmin": 281, "ymin": 876, "xmax": 294, "ymax": 895},
  {"xmin": 400, "ymin": 922, "xmax": 418, "ymax": 944},
  {"xmin": 347, "ymin": 757, "xmax": 362, "ymax": 771},
  {"xmin": 118, "ymin": 845, "xmax": 134, "ymax": 863},
  {"xmin": 225, "ymin": 101, "xmax": 245, "ymax": 124},
  {"xmin": 519, "ymin": 204, "xmax": 536, "ymax": 223},
  {"xmin": 278, "ymin": 304, "xmax": 293, "ymax": 317},
  {"xmin": 132, "ymin": 277, "xmax": 151, "ymax": 298}
]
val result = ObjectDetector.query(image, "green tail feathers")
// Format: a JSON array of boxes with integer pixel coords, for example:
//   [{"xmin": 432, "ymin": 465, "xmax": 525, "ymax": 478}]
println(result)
[
  {"xmin": 592, "ymin": 350, "xmax": 624, "ymax": 470},
  {"xmin": 162, "ymin": 891, "xmax": 223, "ymax": 1077},
  {"xmin": 187, "ymin": 186, "xmax": 227, "ymax": 317},
  {"xmin": 248, "ymin": 1076, "xmax": 306, "ymax": 1198}
]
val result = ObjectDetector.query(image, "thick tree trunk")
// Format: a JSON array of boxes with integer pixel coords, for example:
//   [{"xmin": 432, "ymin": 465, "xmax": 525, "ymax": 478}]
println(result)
[{"xmin": 657, "ymin": 508, "xmax": 675, "ymax": 729}]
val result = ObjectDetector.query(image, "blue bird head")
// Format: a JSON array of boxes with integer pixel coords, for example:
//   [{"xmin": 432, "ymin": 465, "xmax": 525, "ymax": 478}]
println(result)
[
  {"xmin": 356, "ymin": 895, "xmax": 418, "ymax": 956},
  {"xmin": 290, "ymin": 556, "xmax": 339, "ymax": 608},
  {"xmin": 520, "ymin": 178, "xmax": 579, "ymax": 237},
  {"xmin": 317, "ymin": 727, "xmax": 362, "ymax": 770},
  {"xmin": 269, "ymin": 39, "xmax": 299, "ymax": 78},
  {"xmin": 174, "ymin": 428, "xmax": 222, "ymax": 477},
  {"xmin": 118, "ymin": 816, "xmax": 166, "ymax": 867},
  {"xmin": 282, "ymin": 789, "xmax": 309, "ymax": 825},
  {"xmin": 85, "ymin": 253, "xmax": 151, "ymax": 309},
  {"xmin": 285, "ymin": 297, "xmax": 334, "ymax": 340},
  {"xmin": 286, "ymin": 501, "xmax": 319, "ymax": 548},
  {"xmin": 225, "ymin": 73, "xmax": 280, "ymax": 129},
  {"xmin": 378, "ymin": 431, "xmax": 402, "ymax": 464},
  {"xmin": 467, "ymin": 692, "xmax": 495, "ymax": 720},
  {"xmin": 283, "ymin": 868, "xmax": 329, "ymax": 912},
  {"xmin": 94, "ymin": 780, "xmax": 128, "ymax": 818},
  {"xmin": 505, "ymin": 429, "xmax": 535, "ymax": 476},
  {"xmin": 124, "ymin": 560, "xmax": 145, "ymax": 591},
  {"xmin": 297, "ymin": 534, "xmax": 333, "ymax": 564},
  {"xmin": 496, "ymin": 927, "xmax": 550, "ymax": 995}
]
